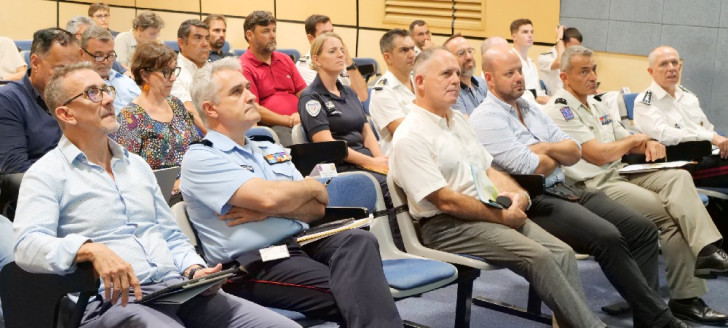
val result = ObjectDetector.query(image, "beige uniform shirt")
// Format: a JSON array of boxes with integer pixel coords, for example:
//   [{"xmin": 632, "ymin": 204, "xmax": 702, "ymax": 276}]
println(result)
[
  {"xmin": 633, "ymin": 81, "xmax": 715, "ymax": 146},
  {"xmin": 543, "ymin": 88, "xmax": 630, "ymax": 182},
  {"xmin": 369, "ymin": 70, "xmax": 415, "ymax": 156},
  {"xmin": 391, "ymin": 104, "xmax": 494, "ymax": 219},
  {"xmin": 0, "ymin": 36, "xmax": 26, "ymax": 79}
]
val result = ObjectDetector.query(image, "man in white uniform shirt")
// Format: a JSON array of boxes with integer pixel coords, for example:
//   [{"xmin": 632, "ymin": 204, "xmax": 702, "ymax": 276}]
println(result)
[
  {"xmin": 295, "ymin": 14, "xmax": 368, "ymax": 101},
  {"xmin": 511, "ymin": 18, "xmax": 549, "ymax": 105},
  {"xmin": 369, "ymin": 28, "xmax": 416, "ymax": 156},
  {"xmin": 634, "ymin": 46, "xmax": 728, "ymax": 187},
  {"xmin": 537, "ymin": 27, "xmax": 582, "ymax": 96}
]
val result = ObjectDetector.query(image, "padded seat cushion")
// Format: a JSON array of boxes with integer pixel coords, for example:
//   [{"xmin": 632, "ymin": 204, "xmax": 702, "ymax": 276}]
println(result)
[{"xmin": 382, "ymin": 258, "xmax": 456, "ymax": 290}]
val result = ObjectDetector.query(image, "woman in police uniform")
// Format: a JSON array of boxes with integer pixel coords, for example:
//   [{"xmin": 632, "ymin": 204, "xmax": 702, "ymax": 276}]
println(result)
[{"xmin": 299, "ymin": 32, "xmax": 389, "ymax": 178}]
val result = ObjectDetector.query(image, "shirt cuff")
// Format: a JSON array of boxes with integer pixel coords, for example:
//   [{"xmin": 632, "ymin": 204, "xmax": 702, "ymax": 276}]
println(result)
[
  {"xmin": 55, "ymin": 234, "xmax": 93, "ymax": 275},
  {"xmin": 698, "ymin": 130, "xmax": 715, "ymax": 142}
]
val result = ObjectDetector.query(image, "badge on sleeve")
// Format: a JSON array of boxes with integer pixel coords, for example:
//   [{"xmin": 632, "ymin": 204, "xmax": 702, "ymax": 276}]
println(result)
[
  {"xmin": 305, "ymin": 100, "xmax": 321, "ymax": 117},
  {"xmin": 560, "ymin": 106, "xmax": 575, "ymax": 120},
  {"xmin": 264, "ymin": 152, "xmax": 292, "ymax": 165}
]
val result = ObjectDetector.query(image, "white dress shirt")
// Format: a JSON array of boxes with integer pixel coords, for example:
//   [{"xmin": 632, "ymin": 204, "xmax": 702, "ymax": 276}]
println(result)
[{"xmin": 369, "ymin": 70, "xmax": 415, "ymax": 156}]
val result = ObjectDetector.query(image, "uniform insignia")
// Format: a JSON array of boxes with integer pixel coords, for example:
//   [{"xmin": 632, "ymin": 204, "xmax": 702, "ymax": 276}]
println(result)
[
  {"xmin": 541, "ymin": 51, "xmax": 554, "ymax": 55},
  {"xmin": 324, "ymin": 101, "xmax": 335, "ymax": 109},
  {"xmin": 264, "ymin": 152, "xmax": 292, "ymax": 165},
  {"xmin": 305, "ymin": 100, "xmax": 321, "ymax": 117},
  {"xmin": 599, "ymin": 114, "xmax": 613, "ymax": 125},
  {"xmin": 555, "ymin": 97, "xmax": 567, "ymax": 105},
  {"xmin": 593, "ymin": 92, "xmax": 605, "ymax": 102},
  {"xmin": 560, "ymin": 106, "xmax": 574, "ymax": 120},
  {"xmin": 675, "ymin": 123, "xmax": 681, "ymax": 129},
  {"xmin": 641, "ymin": 90, "xmax": 652, "ymax": 105},
  {"xmin": 298, "ymin": 55, "xmax": 309, "ymax": 63},
  {"xmin": 373, "ymin": 78, "xmax": 388, "ymax": 91},
  {"xmin": 240, "ymin": 164, "xmax": 254, "ymax": 172},
  {"xmin": 679, "ymin": 85, "xmax": 692, "ymax": 94}
]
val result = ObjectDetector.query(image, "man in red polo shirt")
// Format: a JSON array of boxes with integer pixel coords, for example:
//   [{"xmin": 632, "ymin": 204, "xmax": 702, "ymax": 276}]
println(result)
[{"xmin": 240, "ymin": 10, "xmax": 306, "ymax": 146}]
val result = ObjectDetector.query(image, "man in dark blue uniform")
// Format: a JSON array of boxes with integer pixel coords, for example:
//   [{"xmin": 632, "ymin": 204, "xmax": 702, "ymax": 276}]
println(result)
[{"xmin": 181, "ymin": 57, "xmax": 402, "ymax": 328}]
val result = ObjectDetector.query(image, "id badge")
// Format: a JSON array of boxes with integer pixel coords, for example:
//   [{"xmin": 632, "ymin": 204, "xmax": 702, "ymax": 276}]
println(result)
[{"xmin": 259, "ymin": 245, "xmax": 290, "ymax": 262}]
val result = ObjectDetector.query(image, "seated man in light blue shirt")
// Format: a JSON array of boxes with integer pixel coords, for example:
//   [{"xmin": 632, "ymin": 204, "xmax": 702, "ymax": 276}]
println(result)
[
  {"xmin": 469, "ymin": 45, "xmax": 687, "ymax": 328},
  {"xmin": 12, "ymin": 62, "xmax": 299, "ymax": 328},
  {"xmin": 79, "ymin": 26, "xmax": 140, "ymax": 115},
  {"xmin": 443, "ymin": 34, "xmax": 487, "ymax": 116},
  {"xmin": 180, "ymin": 57, "xmax": 402, "ymax": 328},
  {"xmin": 0, "ymin": 214, "xmax": 12, "ymax": 328}
]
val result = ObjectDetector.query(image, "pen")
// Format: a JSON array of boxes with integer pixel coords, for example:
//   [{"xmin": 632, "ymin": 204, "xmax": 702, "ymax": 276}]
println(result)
[{"xmin": 323, "ymin": 178, "xmax": 333, "ymax": 187}]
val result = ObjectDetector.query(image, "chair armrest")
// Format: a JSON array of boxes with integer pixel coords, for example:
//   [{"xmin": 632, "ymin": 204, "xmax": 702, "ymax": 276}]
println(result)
[
  {"xmin": 289, "ymin": 140, "xmax": 348, "ymax": 176},
  {"xmin": 0, "ymin": 172, "xmax": 25, "ymax": 221},
  {"xmin": 0, "ymin": 261, "xmax": 99, "ymax": 328},
  {"xmin": 510, "ymin": 174, "xmax": 545, "ymax": 197}
]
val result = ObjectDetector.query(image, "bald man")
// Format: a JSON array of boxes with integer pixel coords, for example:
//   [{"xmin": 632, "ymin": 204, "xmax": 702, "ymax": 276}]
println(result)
[
  {"xmin": 470, "ymin": 45, "xmax": 687, "ymax": 328},
  {"xmin": 634, "ymin": 46, "xmax": 728, "ymax": 187}
]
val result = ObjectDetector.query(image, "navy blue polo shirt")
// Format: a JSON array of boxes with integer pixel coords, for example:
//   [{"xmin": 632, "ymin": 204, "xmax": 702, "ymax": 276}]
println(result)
[
  {"xmin": 0, "ymin": 73, "xmax": 62, "ymax": 174},
  {"xmin": 299, "ymin": 75, "xmax": 370, "ymax": 156}
]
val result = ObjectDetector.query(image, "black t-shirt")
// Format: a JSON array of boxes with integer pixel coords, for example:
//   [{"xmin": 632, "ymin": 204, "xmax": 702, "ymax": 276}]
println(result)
[{"xmin": 299, "ymin": 75, "xmax": 370, "ymax": 155}]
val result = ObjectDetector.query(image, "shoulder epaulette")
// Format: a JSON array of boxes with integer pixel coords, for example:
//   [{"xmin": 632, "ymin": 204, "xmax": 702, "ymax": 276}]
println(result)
[
  {"xmin": 555, "ymin": 97, "xmax": 567, "ymax": 105},
  {"xmin": 373, "ymin": 78, "xmax": 388, "ymax": 91},
  {"xmin": 298, "ymin": 55, "xmax": 309, "ymax": 63},
  {"xmin": 641, "ymin": 90, "xmax": 652, "ymax": 105},
  {"xmin": 593, "ymin": 92, "xmax": 606, "ymax": 102},
  {"xmin": 541, "ymin": 51, "xmax": 554, "ymax": 55},
  {"xmin": 190, "ymin": 139, "xmax": 213, "ymax": 147},
  {"xmin": 679, "ymin": 85, "xmax": 693, "ymax": 94}
]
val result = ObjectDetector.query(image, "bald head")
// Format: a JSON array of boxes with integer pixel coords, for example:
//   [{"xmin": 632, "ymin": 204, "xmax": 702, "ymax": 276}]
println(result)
[
  {"xmin": 482, "ymin": 45, "xmax": 517, "ymax": 73},
  {"xmin": 481, "ymin": 36, "xmax": 508, "ymax": 56},
  {"xmin": 647, "ymin": 45, "xmax": 682, "ymax": 91},
  {"xmin": 648, "ymin": 46, "xmax": 679, "ymax": 68}
]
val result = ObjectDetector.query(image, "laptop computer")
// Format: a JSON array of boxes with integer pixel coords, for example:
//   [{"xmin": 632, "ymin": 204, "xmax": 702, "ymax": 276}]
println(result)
[{"xmin": 153, "ymin": 166, "xmax": 180, "ymax": 203}]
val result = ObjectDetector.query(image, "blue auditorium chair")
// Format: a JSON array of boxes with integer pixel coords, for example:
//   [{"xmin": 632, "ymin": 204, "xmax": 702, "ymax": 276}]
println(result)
[
  {"xmin": 278, "ymin": 48, "xmax": 301, "ymax": 62},
  {"xmin": 233, "ymin": 48, "xmax": 246, "ymax": 57},
  {"xmin": 163, "ymin": 40, "xmax": 179, "ymax": 52},
  {"xmin": 13, "ymin": 40, "xmax": 31, "ymax": 51}
]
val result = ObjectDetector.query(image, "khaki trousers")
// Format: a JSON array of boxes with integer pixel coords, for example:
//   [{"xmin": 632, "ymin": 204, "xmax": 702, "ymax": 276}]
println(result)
[{"xmin": 584, "ymin": 168, "xmax": 722, "ymax": 299}]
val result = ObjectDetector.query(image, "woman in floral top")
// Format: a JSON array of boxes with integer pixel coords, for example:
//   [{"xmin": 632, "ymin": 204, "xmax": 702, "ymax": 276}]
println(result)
[{"xmin": 113, "ymin": 41, "xmax": 200, "ymax": 201}]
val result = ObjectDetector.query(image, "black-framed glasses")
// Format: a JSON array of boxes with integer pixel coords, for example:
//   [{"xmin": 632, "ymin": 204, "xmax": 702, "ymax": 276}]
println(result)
[
  {"xmin": 82, "ymin": 48, "xmax": 117, "ymax": 62},
  {"xmin": 149, "ymin": 67, "xmax": 182, "ymax": 79},
  {"xmin": 62, "ymin": 86, "xmax": 116, "ymax": 106}
]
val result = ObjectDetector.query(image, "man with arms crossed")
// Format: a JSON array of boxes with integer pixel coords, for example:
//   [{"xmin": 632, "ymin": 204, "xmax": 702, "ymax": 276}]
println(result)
[
  {"xmin": 13, "ymin": 62, "xmax": 299, "ymax": 328},
  {"xmin": 471, "ymin": 45, "xmax": 686, "ymax": 328},
  {"xmin": 544, "ymin": 45, "xmax": 728, "ymax": 325},
  {"xmin": 390, "ymin": 47, "xmax": 605, "ymax": 328},
  {"xmin": 180, "ymin": 58, "xmax": 402, "ymax": 327}
]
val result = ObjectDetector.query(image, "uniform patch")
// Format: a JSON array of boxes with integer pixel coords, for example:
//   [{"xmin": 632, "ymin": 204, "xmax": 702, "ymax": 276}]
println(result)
[
  {"xmin": 264, "ymin": 152, "xmax": 292, "ymax": 165},
  {"xmin": 305, "ymin": 100, "xmax": 321, "ymax": 117},
  {"xmin": 324, "ymin": 101, "xmax": 335, "ymax": 109},
  {"xmin": 641, "ymin": 90, "xmax": 652, "ymax": 105},
  {"xmin": 599, "ymin": 114, "xmax": 613, "ymax": 125},
  {"xmin": 373, "ymin": 78, "xmax": 388, "ymax": 91},
  {"xmin": 240, "ymin": 164, "xmax": 254, "ymax": 172},
  {"xmin": 560, "ymin": 106, "xmax": 575, "ymax": 120}
]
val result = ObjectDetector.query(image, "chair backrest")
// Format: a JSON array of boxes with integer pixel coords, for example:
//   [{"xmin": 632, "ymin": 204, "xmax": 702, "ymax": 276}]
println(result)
[
  {"xmin": 0, "ymin": 173, "xmax": 24, "ymax": 221},
  {"xmin": 361, "ymin": 87, "xmax": 373, "ymax": 115},
  {"xmin": 352, "ymin": 57, "xmax": 380, "ymax": 82},
  {"xmin": 163, "ymin": 40, "xmax": 180, "ymax": 52},
  {"xmin": 153, "ymin": 166, "xmax": 180, "ymax": 203},
  {"xmin": 233, "ymin": 49, "xmax": 246, "ymax": 57},
  {"xmin": 246, "ymin": 126, "xmax": 280, "ymax": 144},
  {"xmin": 291, "ymin": 123, "xmax": 307, "ymax": 145},
  {"xmin": 289, "ymin": 140, "xmax": 348, "ymax": 176},
  {"xmin": 14, "ymin": 40, "xmax": 31, "ymax": 51},
  {"xmin": 0, "ymin": 261, "xmax": 98, "ymax": 328},
  {"xmin": 21, "ymin": 50, "xmax": 30, "ymax": 67},
  {"xmin": 623, "ymin": 93, "xmax": 638, "ymax": 120},
  {"xmin": 170, "ymin": 201, "xmax": 205, "ymax": 258},
  {"xmin": 278, "ymin": 48, "xmax": 301, "ymax": 62},
  {"xmin": 539, "ymin": 80, "xmax": 547, "ymax": 95},
  {"xmin": 222, "ymin": 41, "xmax": 230, "ymax": 54}
]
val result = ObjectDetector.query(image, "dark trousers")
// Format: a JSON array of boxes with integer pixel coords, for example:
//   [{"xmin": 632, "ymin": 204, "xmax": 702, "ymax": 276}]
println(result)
[
  {"xmin": 529, "ymin": 190, "xmax": 672, "ymax": 328},
  {"xmin": 692, "ymin": 156, "xmax": 728, "ymax": 188},
  {"xmin": 223, "ymin": 229, "xmax": 402, "ymax": 328}
]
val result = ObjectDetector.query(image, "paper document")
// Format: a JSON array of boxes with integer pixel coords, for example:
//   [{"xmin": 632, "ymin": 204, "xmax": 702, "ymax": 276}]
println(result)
[
  {"xmin": 297, "ymin": 216, "xmax": 372, "ymax": 246},
  {"xmin": 618, "ymin": 161, "xmax": 695, "ymax": 174}
]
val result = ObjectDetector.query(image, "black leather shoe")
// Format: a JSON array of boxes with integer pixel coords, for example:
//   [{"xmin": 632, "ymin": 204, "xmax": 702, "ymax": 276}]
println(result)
[
  {"xmin": 668, "ymin": 298, "xmax": 728, "ymax": 326},
  {"xmin": 695, "ymin": 248, "xmax": 728, "ymax": 278},
  {"xmin": 663, "ymin": 317, "xmax": 690, "ymax": 328}
]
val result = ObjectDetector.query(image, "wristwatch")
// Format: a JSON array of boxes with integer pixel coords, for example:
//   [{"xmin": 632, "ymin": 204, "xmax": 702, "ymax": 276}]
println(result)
[
  {"xmin": 346, "ymin": 62, "xmax": 357, "ymax": 71},
  {"xmin": 187, "ymin": 265, "xmax": 205, "ymax": 280},
  {"xmin": 518, "ymin": 191, "xmax": 532, "ymax": 211}
]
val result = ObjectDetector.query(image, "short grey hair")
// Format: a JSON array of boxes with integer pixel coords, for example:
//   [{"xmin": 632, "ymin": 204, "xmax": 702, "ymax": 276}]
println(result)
[
  {"xmin": 190, "ymin": 57, "xmax": 240, "ymax": 127},
  {"xmin": 413, "ymin": 46, "xmax": 448, "ymax": 77},
  {"xmin": 80, "ymin": 25, "xmax": 113, "ymax": 48},
  {"xmin": 66, "ymin": 16, "xmax": 94, "ymax": 35},
  {"xmin": 647, "ymin": 46, "xmax": 679, "ymax": 67},
  {"xmin": 561, "ymin": 45, "xmax": 594, "ymax": 73},
  {"xmin": 44, "ymin": 61, "xmax": 96, "ymax": 116}
]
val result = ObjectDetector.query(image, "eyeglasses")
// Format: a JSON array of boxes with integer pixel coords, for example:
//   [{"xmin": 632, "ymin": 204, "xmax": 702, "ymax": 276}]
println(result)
[
  {"xmin": 149, "ymin": 67, "xmax": 182, "ymax": 79},
  {"xmin": 93, "ymin": 14, "xmax": 110, "ymax": 19},
  {"xmin": 82, "ymin": 48, "xmax": 117, "ymax": 62},
  {"xmin": 456, "ymin": 47, "xmax": 475, "ymax": 57},
  {"xmin": 62, "ymin": 86, "xmax": 116, "ymax": 106}
]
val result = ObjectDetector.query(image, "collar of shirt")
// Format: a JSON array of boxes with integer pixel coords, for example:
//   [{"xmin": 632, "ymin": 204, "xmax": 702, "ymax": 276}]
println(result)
[
  {"xmin": 106, "ymin": 68, "xmax": 123, "ymax": 81},
  {"xmin": 556, "ymin": 87, "xmax": 595, "ymax": 114},
  {"xmin": 488, "ymin": 93, "xmax": 535, "ymax": 118},
  {"xmin": 381, "ymin": 70, "xmax": 414, "ymax": 94},
  {"xmin": 410, "ymin": 103, "xmax": 454, "ymax": 130},
  {"xmin": 22, "ymin": 73, "xmax": 48, "ymax": 111},
  {"xmin": 243, "ymin": 49, "xmax": 286, "ymax": 68},
  {"xmin": 177, "ymin": 52, "xmax": 199, "ymax": 73},
  {"xmin": 459, "ymin": 75, "xmax": 482, "ymax": 91},
  {"xmin": 57, "ymin": 135, "xmax": 129, "ymax": 167},
  {"xmin": 205, "ymin": 129, "xmax": 254, "ymax": 155},
  {"xmin": 309, "ymin": 74, "xmax": 349, "ymax": 99},
  {"xmin": 649, "ymin": 80, "xmax": 685, "ymax": 102}
]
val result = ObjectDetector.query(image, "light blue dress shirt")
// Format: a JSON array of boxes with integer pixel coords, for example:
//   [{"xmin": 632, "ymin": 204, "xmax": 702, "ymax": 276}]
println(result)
[
  {"xmin": 106, "ymin": 68, "xmax": 141, "ymax": 115},
  {"xmin": 470, "ymin": 93, "xmax": 579, "ymax": 187},
  {"xmin": 180, "ymin": 130, "xmax": 308, "ymax": 266},
  {"xmin": 453, "ymin": 76, "xmax": 488, "ymax": 116},
  {"xmin": 13, "ymin": 136, "xmax": 204, "ymax": 293}
]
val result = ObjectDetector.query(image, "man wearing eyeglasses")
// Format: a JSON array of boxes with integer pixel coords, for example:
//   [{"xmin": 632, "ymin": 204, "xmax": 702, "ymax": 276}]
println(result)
[
  {"xmin": 171, "ymin": 19, "xmax": 210, "ymax": 134},
  {"xmin": 0, "ymin": 28, "xmax": 80, "ymax": 174},
  {"xmin": 79, "ymin": 25, "xmax": 140, "ymax": 115},
  {"xmin": 444, "ymin": 34, "xmax": 487, "ymax": 116}
]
